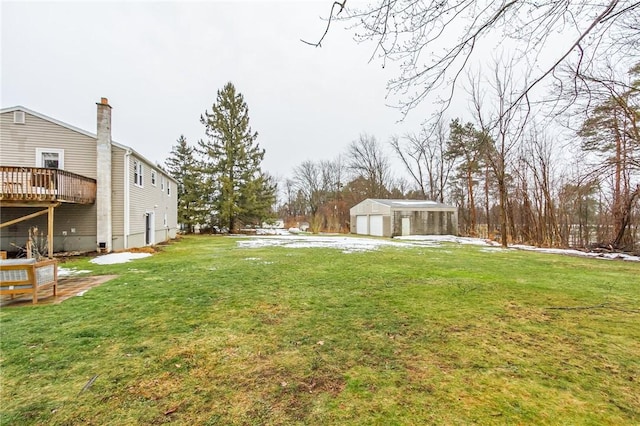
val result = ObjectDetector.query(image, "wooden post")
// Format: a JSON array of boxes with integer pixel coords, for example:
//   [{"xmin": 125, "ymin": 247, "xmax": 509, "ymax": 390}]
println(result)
[{"xmin": 48, "ymin": 204, "xmax": 54, "ymax": 259}]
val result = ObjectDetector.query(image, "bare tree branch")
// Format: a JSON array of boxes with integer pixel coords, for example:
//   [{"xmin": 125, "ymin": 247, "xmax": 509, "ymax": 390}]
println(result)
[{"xmin": 301, "ymin": 0, "xmax": 347, "ymax": 47}]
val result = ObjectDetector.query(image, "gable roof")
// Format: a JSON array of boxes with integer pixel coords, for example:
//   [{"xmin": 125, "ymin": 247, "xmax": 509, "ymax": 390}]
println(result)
[
  {"xmin": 1, "ymin": 105, "xmax": 177, "ymax": 183},
  {"xmin": 369, "ymin": 199, "xmax": 456, "ymax": 209},
  {"xmin": 2, "ymin": 105, "xmax": 97, "ymax": 139}
]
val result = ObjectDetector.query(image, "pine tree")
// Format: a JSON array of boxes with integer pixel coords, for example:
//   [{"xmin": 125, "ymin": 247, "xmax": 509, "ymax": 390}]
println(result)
[
  {"xmin": 198, "ymin": 82, "xmax": 275, "ymax": 232},
  {"xmin": 165, "ymin": 135, "xmax": 203, "ymax": 233},
  {"xmin": 578, "ymin": 64, "xmax": 640, "ymax": 248},
  {"xmin": 447, "ymin": 119, "xmax": 489, "ymax": 236}
]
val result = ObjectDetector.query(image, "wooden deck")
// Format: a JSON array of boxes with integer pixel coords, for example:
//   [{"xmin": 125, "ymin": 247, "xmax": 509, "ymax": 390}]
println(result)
[{"xmin": 0, "ymin": 166, "xmax": 96, "ymax": 204}]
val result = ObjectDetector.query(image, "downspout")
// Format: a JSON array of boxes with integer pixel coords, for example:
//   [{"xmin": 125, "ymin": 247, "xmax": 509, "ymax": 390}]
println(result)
[{"xmin": 124, "ymin": 149, "xmax": 131, "ymax": 249}]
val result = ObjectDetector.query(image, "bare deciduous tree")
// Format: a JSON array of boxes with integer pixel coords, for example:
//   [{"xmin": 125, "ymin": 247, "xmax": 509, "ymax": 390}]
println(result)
[
  {"xmin": 390, "ymin": 119, "xmax": 454, "ymax": 202},
  {"xmin": 347, "ymin": 134, "xmax": 392, "ymax": 198},
  {"xmin": 307, "ymin": 1, "xmax": 639, "ymax": 119},
  {"xmin": 468, "ymin": 59, "xmax": 528, "ymax": 246}
]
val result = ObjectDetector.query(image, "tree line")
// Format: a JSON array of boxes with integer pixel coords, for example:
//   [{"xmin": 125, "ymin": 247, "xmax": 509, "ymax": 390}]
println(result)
[
  {"xmin": 165, "ymin": 74, "xmax": 637, "ymax": 252},
  {"xmin": 279, "ymin": 60, "xmax": 639, "ymax": 252},
  {"xmin": 279, "ymin": 62, "xmax": 639, "ymax": 251}
]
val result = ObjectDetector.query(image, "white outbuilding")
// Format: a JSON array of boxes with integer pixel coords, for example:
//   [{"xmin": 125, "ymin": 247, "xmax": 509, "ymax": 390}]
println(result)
[{"xmin": 350, "ymin": 199, "xmax": 458, "ymax": 237}]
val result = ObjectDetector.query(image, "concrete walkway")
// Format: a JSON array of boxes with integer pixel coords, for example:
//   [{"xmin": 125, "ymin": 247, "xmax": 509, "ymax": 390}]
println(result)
[{"xmin": 0, "ymin": 275, "xmax": 117, "ymax": 307}]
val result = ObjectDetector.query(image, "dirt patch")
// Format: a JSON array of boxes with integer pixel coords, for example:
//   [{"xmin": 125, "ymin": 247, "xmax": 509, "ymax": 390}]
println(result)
[{"xmin": 125, "ymin": 246, "xmax": 157, "ymax": 254}]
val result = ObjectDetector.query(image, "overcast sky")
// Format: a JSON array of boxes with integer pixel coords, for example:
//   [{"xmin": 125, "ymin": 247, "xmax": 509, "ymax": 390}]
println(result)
[{"xmin": 1, "ymin": 1, "xmax": 436, "ymax": 181}]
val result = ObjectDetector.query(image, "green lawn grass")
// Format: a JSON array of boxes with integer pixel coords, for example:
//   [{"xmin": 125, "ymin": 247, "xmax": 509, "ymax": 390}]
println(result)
[{"xmin": 1, "ymin": 235, "xmax": 639, "ymax": 425}]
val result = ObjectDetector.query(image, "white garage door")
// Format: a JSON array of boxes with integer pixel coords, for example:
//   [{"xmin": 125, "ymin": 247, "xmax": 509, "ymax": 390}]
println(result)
[
  {"xmin": 356, "ymin": 215, "xmax": 368, "ymax": 235},
  {"xmin": 369, "ymin": 215, "xmax": 384, "ymax": 236}
]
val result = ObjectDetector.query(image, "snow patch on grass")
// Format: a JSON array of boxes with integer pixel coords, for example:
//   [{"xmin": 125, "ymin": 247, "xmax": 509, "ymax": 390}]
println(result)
[
  {"xmin": 237, "ymin": 234, "xmax": 639, "ymax": 261},
  {"xmin": 58, "ymin": 267, "xmax": 92, "ymax": 277},
  {"xmin": 237, "ymin": 235, "xmax": 413, "ymax": 253},
  {"xmin": 511, "ymin": 244, "xmax": 640, "ymax": 262},
  {"xmin": 90, "ymin": 252, "xmax": 152, "ymax": 265}
]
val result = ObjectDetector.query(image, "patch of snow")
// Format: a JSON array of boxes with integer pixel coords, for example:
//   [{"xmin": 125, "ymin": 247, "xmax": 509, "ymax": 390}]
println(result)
[
  {"xmin": 76, "ymin": 289, "xmax": 89, "ymax": 297},
  {"xmin": 90, "ymin": 252, "xmax": 152, "ymax": 265},
  {"xmin": 288, "ymin": 227, "xmax": 301, "ymax": 234},
  {"xmin": 395, "ymin": 235, "xmax": 497, "ymax": 246},
  {"xmin": 236, "ymin": 234, "xmax": 639, "ymax": 262},
  {"xmin": 58, "ymin": 267, "xmax": 92, "ymax": 277},
  {"xmin": 256, "ymin": 228, "xmax": 290, "ymax": 235},
  {"xmin": 511, "ymin": 244, "xmax": 640, "ymax": 262},
  {"xmin": 237, "ymin": 235, "xmax": 413, "ymax": 253}
]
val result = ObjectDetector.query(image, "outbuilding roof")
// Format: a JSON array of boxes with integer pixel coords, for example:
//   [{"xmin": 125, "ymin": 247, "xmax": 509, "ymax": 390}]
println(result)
[{"xmin": 370, "ymin": 199, "xmax": 456, "ymax": 209}]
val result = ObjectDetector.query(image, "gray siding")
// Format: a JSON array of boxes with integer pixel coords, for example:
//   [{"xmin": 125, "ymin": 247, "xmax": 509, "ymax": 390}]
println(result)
[
  {"xmin": 126, "ymin": 154, "xmax": 178, "ymax": 248},
  {"xmin": 391, "ymin": 210, "xmax": 458, "ymax": 236},
  {"xmin": 0, "ymin": 204, "xmax": 97, "ymax": 254},
  {"xmin": 111, "ymin": 147, "xmax": 126, "ymax": 250},
  {"xmin": 0, "ymin": 111, "xmax": 97, "ymax": 178}
]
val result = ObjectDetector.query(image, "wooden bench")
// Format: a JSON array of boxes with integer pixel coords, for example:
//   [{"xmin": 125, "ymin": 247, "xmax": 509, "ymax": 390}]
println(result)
[{"xmin": 0, "ymin": 258, "xmax": 58, "ymax": 304}]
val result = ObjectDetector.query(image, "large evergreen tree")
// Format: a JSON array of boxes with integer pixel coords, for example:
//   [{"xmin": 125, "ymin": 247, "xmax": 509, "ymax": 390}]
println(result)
[
  {"xmin": 198, "ymin": 82, "xmax": 275, "ymax": 232},
  {"xmin": 165, "ymin": 135, "xmax": 204, "ymax": 233},
  {"xmin": 447, "ymin": 119, "xmax": 489, "ymax": 236}
]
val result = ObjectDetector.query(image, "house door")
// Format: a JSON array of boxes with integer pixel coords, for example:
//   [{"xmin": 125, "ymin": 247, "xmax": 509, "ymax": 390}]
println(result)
[
  {"xmin": 145, "ymin": 212, "xmax": 154, "ymax": 245},
  {"xmin": 402, "ymin": 217, "xmax": 411, "ymax": 236}
]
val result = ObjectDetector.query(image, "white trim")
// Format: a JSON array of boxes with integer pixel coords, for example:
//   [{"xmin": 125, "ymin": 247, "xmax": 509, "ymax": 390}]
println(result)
[
  {"xmin": 35, "ymin": 148, "xmax": 64, "ymax": 169},
  {"xmin": 124, "ymin": 150, "xmax": 131, "ymax": 249},
  {"xmin": 133, "ymin": 159, "xmax": 143, "ymax": 187}
]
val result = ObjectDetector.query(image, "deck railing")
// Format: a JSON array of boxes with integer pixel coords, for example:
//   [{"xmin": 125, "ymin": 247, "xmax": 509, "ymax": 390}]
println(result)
[{"xmin": 0, "ymin": 166, "xmax": 96, "ymax": 204}]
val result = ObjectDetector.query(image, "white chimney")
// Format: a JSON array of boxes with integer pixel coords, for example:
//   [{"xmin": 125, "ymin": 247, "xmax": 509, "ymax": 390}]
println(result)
[{"xmin": 96, "ymin": 97, "xmax": 112, "ymax": 253}]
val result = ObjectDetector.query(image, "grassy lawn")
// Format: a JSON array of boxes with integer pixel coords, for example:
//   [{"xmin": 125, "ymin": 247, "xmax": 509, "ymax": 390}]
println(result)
[{"xmin": 1, "ymin": 235, "xmax": 639, "ymax": 425}]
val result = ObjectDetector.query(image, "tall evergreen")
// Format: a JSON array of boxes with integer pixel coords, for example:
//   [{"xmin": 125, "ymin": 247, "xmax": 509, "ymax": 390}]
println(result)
[
  {"xmin": 198, "ymin": 82, "xmax": 275, "ymax": 231},
  {"xmin": 165, "ymin": 135, "xmax": 203, "ymax": 233}
]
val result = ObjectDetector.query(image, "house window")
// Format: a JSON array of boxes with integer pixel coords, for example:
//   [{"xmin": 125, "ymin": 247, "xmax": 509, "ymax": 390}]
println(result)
[
  {"xmin": 167, "ymin": 181, "xmax": 171, "ymax": 196},
  {"xmin": 151, "ymin": 170, "xmax": 157, "ymax": 186},
  {"xmin": 160, "ymin": 176, "xmax": 165, "ymax": 191},
  {"xmin": 163, "ymin": 213, "xmax": 168, "ymax": 227},
  {"xmin": 133, "ymin": 160, "xmax": 143, "ymax": 187},
  {"xmin": 36, "ymin": 148, "xmax": 64, "ymax": 169}
]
